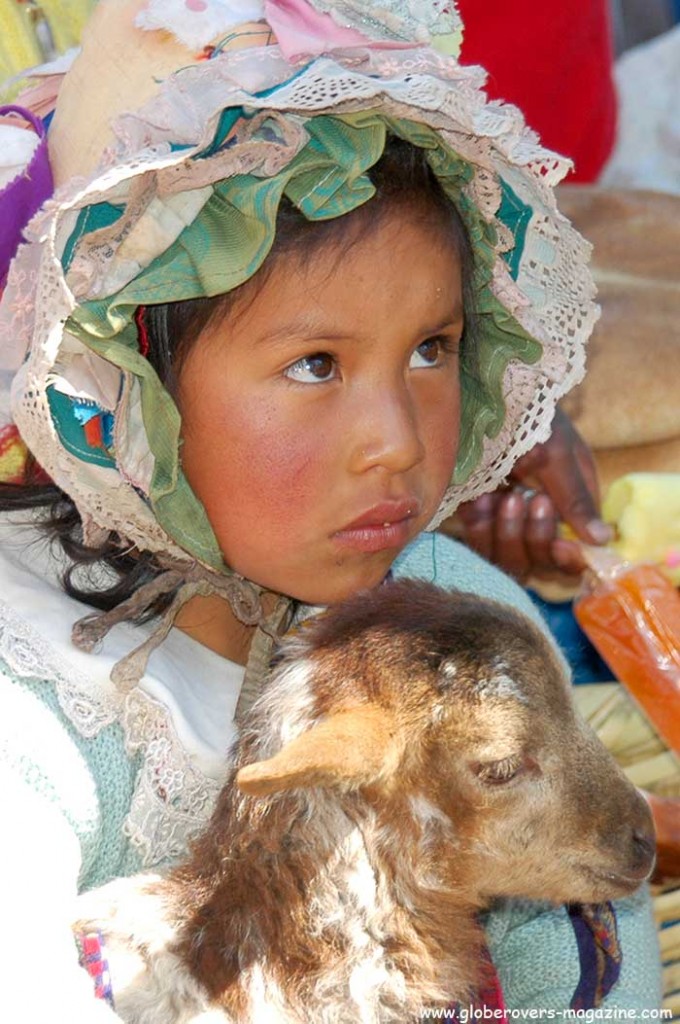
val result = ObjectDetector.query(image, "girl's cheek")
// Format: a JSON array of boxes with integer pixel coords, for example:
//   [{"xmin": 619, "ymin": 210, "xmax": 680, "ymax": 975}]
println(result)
[
  {"xmin": 431, "ymin": 435, "xmax": 459, "ymax": 502},
  {"xmin": 424, "ymin": 381, "xmax": 461, "ymax": 468},
  {"xmin": 227, "ymin": 410, "xmax": 330, "ymax": 518}
]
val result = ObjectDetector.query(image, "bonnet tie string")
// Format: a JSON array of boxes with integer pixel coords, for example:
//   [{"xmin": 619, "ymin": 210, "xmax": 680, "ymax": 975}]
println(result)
[
  {"xmin": 72, "ymin": 560, "xmax": 268, "ymax": 694},
  {"xmin": 237, "ymin": 594, "xmax": 294, "ymax": 723}
]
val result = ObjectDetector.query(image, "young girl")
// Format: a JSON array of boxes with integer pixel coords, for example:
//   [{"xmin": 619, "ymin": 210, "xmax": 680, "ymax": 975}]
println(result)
[{"xmin": 0, "ymin": 0, "xmax": 661, "ymax": 1017}]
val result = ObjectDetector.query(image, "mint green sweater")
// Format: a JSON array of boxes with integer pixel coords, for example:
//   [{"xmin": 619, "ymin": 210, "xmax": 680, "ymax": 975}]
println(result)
[{"xmin": 0, "ymin": 523, "xmax": 662, "ymax": 1018}]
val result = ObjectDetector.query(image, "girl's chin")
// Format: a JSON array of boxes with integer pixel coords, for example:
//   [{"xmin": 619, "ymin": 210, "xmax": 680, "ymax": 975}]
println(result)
[{"xmin": 245, "ymin": 555, "xmax": 402, "ymax": 609}]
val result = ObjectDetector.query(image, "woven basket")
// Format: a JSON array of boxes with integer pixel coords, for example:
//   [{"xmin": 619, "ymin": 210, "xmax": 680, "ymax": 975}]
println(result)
[{"xmin": 575, "ymin": 683, "xmax": 680, "ymax": 1015}]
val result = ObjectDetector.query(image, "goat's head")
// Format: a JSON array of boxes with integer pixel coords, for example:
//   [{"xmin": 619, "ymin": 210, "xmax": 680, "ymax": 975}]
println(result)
[{"xmin": 237, "ymin": 580, "xmax": 655, "ymax": 906}]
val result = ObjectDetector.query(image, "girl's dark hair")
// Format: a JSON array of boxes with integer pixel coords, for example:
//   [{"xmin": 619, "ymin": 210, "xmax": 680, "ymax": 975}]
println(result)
[{"xmin": 0, "ymin": 136, "xmax": 477, "ymax": 616}]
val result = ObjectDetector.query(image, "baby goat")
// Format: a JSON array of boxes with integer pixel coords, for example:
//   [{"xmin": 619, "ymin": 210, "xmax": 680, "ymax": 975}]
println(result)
[{"xmin": 75, "ymin": 580, "xmax": 655, "ymax": 1023}]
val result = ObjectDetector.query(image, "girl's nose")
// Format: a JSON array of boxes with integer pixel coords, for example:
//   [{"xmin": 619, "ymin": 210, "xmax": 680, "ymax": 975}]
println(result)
[{"xmin": 348, "ymin": 384, "xmax": 425, "ymax": 476}]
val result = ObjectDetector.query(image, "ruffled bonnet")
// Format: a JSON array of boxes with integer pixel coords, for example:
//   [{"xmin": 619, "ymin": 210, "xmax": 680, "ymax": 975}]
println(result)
[{"xmin": 0, "ymin": 0, "xmax": 598, "ymax": 696}]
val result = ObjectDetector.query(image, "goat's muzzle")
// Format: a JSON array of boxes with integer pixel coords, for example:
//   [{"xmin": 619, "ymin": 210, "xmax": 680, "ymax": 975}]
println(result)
[
  {"xmin": 629, "ymin": 825, "xmax": 657, "ymax": 880},
  {"xmin": 587, "ymin": 798, "xmax": 656, "ymax": 897}
]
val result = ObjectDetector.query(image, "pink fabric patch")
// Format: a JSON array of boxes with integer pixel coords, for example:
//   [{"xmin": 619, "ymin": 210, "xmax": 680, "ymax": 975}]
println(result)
[
  {"xmin": 185, "ymin": 0, "xmax": 208, "ymax": 10},
  {"xmin": 665, "ymin": 549, "xmax": 680, "ymax": 569},
  {"xmin": 264, "ymin": 0, "xmax": 412, "ymax": 60},
  {"xmin": 474, "ymin": 947, "xmax": 507, "ymax": 1018}
]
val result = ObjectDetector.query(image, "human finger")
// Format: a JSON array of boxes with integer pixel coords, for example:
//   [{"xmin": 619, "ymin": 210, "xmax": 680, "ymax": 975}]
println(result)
[
  {"xmin": 524, "ymin": 492, "xmax": 559, "ymax": 572},
  {"xmin": 551, "ymin": 537, "xmax": 590, "ymax": 575},
  {"xmin": 546, "ymin": 431, "xmax": 612, "ymax": 544},
  {"xmin": 567, "ymin": 438, "xmax": 613, "ymax": 544},
  {"xmin": 456, "ymin": 493, "xmax": 499, "ymax": 562},
  {"xmin": 492, "ymin": 491, "xmax": 530, "ymax": 580},
  {"xmin": 512, "ymin": 410, "xmax": 612, "ymax": 546}
]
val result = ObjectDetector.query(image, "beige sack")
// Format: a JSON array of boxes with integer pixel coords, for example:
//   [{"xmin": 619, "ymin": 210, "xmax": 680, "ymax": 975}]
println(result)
[{"xmin": 558, "ymin": 186, "xmax": 680, "ymax": 491}]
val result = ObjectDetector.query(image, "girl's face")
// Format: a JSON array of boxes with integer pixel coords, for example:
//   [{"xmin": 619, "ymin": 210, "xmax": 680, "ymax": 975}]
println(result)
[{"xmin": 178, "ymin": 207, "xmax": 463, "ymax": 606}]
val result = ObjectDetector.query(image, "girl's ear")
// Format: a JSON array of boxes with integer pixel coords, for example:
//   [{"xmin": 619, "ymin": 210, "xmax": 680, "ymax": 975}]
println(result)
[{"xmin": 236, "ymin": 706, "xmax": 405, "ymax": 797}]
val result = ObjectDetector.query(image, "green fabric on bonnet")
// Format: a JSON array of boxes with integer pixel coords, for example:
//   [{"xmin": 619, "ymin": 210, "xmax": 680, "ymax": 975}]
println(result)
[{"xmin": 66, "ymin": 111, "xmax": 541, "ymax": 569}]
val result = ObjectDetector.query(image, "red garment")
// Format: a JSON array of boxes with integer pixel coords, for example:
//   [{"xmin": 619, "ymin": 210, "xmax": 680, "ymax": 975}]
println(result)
[{"xmin": 457, "ymin": 0, "xmax": 617, "ymax": 182}]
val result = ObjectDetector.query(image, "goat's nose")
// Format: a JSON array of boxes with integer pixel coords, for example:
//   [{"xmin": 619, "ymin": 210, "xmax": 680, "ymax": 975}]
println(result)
[{"xmin": 630, "ymin": 828, "xmax": 656, "ymax": 878}]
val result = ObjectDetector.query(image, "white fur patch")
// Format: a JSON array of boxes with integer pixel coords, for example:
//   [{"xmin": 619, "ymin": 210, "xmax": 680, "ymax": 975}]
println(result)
[
  {"xmin": 74, "ymin": 875, "xmax": 216, "ymax": 1023},
  {"xmin": 409, "ymin": 794, "xmax": 452, "ymax": 832},
  {"xmin": 476, "ymin": 672, "xmax": 526, "ymax": 702},
  {"xmin": 440, "ymin": 660, "xmax": 457, "ymax": 681},
  {"xmin": 242, "ymin": 963, "xmax": 295, "ymax": 1024},
  {"xmin": 252, "ymin": 657, "xmax": 317, "ymax": 754}
]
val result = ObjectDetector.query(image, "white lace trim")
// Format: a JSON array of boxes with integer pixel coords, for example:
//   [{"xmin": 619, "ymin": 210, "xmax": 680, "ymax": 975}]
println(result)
[
  {"xmin": 0, "ymin": 599, "xmax": 219, "ymax": 867},
  {"xmin": 120, "ymin": 689, "xmax": 221, "ymax": 865},
  {"xmin": 0, "ymin": 598, "xmax": 118, "ymax": 736}
]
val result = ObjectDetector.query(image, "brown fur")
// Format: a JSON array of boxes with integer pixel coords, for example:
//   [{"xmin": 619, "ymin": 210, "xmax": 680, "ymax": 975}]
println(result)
[{"xmin": 74, "ymin": 580, "xmax": 655, "ymax": 1023}]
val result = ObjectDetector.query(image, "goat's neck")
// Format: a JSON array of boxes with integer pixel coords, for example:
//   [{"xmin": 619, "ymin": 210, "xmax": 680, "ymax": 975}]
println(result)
[{"xmin": 171, "ymin": 776, "xmax": 484, "ymax": 1019}]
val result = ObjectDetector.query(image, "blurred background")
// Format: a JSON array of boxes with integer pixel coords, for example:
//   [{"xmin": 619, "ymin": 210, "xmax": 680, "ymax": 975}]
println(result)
[
  {"xmin": 611, "ymin": 0, "xmax": 679, "ymax": 51},
  {"xmin": 1, "ymin": 0, "xmax": 679, "ymax": 80}
]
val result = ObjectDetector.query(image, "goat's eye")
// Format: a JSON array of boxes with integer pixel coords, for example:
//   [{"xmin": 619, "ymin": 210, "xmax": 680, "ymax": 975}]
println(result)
[{"xmin": 473, "ymin": 756, "xmax": 524, "ymax": 787}]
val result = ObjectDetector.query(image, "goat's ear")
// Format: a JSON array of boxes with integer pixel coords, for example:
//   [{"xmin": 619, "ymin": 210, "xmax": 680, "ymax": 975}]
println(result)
[{"xmin": 236, "ymin": 706, "xmax": 404, "ymax": 797}]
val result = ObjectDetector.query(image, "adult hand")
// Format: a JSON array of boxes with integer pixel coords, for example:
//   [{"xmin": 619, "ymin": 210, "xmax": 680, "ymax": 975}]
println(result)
[{"xmin": 455, "ymin": 409, "xmax": 613, "ymax": 581}]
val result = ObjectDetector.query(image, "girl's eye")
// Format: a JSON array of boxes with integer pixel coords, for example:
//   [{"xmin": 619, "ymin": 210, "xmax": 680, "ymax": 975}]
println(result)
[
  {"xmin": 284, "ymin": 352, "xmax": 337, "ymax": 384},
  {"xmin": 410, "ymin": 336, "xmax": 455, "ymax": 369}
]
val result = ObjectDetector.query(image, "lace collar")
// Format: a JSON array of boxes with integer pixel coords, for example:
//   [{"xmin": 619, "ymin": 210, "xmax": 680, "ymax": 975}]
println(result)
[{"xmin": 0, "ymin": 515, "xmax": 244, "ymax": 866}]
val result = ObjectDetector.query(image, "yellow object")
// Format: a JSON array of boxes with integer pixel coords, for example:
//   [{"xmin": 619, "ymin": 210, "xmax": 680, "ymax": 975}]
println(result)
[
  {"xmin": 0, "ymin": 3, "xmax": 43, "ymax": 82},
  {"xmin": 432, "ymin": 28, "xmax": 463, "ymax": 58},
  {"xmin": 603, "ymin": 473, "xmax": 680, "ymax": 584},
  {"xmin": 0, "ymin": 0, "xmax": 94, "ymax": 87},
  {"xmin": 0, "ymin": 425, "xmax": 30, "ymax": 484},
  {"xmin": 574, "ymin": 684, "xmax": 680, "ymax": 1018}
]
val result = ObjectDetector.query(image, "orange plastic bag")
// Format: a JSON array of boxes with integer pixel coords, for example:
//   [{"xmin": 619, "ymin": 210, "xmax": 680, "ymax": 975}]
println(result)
[{"xmin": 574, "ymin": 551, "xmax": 680, "ymax": 758}]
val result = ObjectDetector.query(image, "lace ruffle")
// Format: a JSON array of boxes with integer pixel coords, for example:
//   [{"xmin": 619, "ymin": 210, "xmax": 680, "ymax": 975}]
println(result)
[
  {"xmin": 121, "ymin": 690, "xmax": 221, "ymax": 865},
  {"xmin": 0, "ymin": 599, "xmax": 218, "ymax": 867}
]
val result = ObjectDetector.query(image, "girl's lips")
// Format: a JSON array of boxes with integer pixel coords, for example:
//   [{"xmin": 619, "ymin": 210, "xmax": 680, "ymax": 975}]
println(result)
[
  {"xmin": 332, "ymin": 519, "xmax": 414, "ymax": 553},
  {"xmin": 341, "ymin": 499, "xmax": 420, "ymax": 531},
  {"xmin": 332, "ymin": 500, "xmax": 420, "ymax": 553}
]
